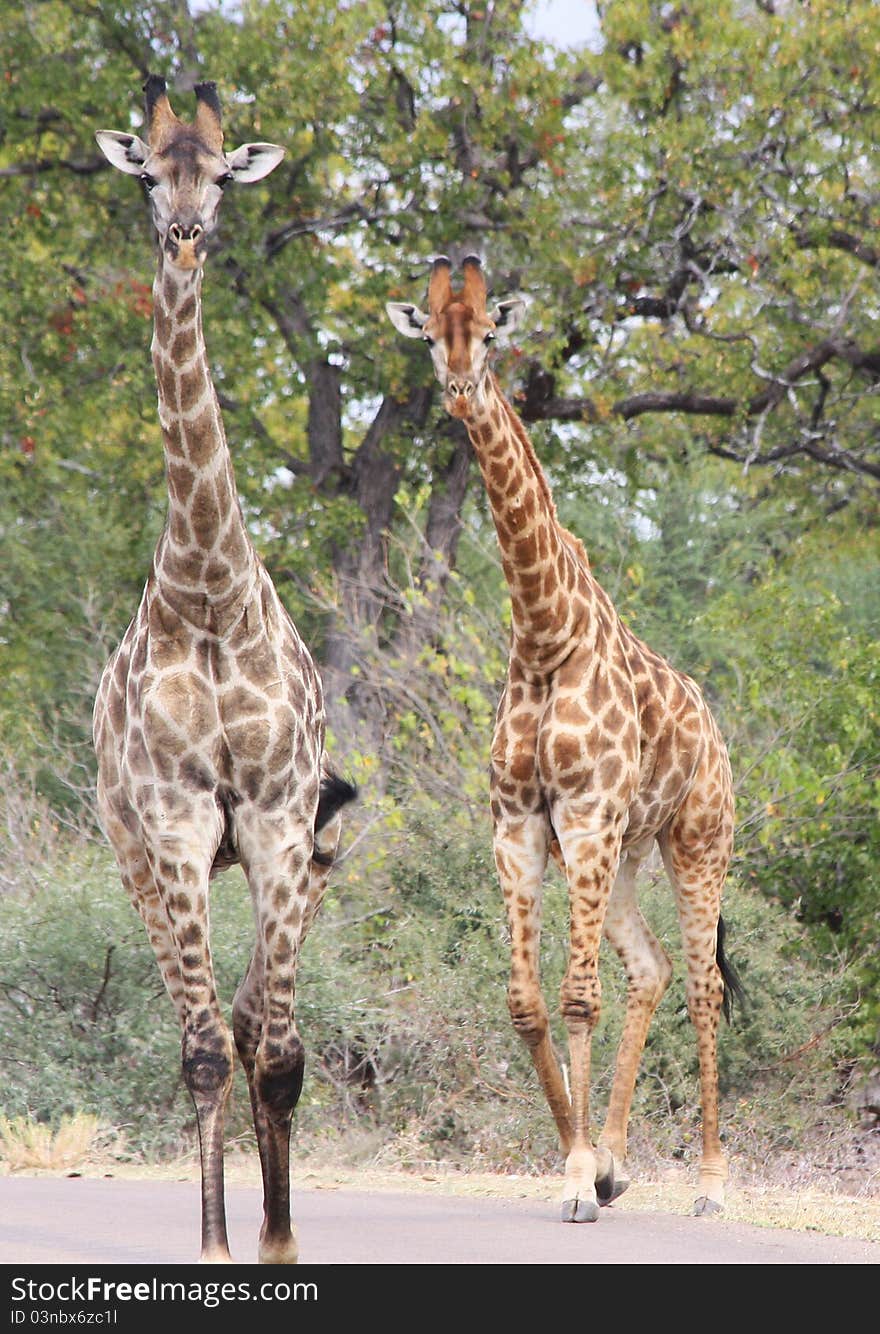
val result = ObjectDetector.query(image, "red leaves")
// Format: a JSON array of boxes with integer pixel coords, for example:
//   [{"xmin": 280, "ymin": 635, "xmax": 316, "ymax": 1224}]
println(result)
[{"xmin": 110, "ymin": 278, "xmax": 152, "ymax": 318}]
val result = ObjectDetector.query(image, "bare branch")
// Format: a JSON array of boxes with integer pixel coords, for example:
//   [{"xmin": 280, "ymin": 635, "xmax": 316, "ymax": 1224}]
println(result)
[
  {"xmin": 796, "ymin": 226, "xmax": 880, "ymax": 270},
  {"xmin": 0, "ymin": 156, "xmax": 107, "ymax": 179},
  {"xmin": 518, "ymin": 336, "xmax": 880, "ymax": 479}
]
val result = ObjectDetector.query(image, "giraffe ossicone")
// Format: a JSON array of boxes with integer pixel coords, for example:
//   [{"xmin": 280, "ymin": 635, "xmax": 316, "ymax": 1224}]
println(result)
[
  {"xmin": 93, "ymin": 77, "xmax": 354, "ymax": 1265},
  {"xmin": 387, "ymin": 255, "xmax": 740, "ymax": 1222}
]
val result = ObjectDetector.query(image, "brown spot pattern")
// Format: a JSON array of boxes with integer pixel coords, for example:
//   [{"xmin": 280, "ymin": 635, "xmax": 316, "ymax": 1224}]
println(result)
[{"xmin": 392, "ymin": 275, "xmax": 736, "ymax": 1208}]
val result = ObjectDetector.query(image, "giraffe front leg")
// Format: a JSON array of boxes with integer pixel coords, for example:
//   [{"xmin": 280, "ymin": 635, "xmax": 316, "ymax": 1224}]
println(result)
[
  {"xmin": 150, "ymin": 847, "xmax": 235, "ymax": 1264},
  {"xmin": 234, "ymin": 953, "xmax": 304, "ymax": 1265},
  {"xmin": 495, "ymin": 815, "xmax": 573, "ymax": 1155},
  {"xmin": 233, "ymin": 809, "xmax": 343, "ymax": 1257},
  {"xmin": 252, "ymin": 1025, "xmax": 305, "ymax": 1265},
  {"xmin": 233, "ymin": 971, "xmax": 303, "ymax": 1265},
  {"xmin": 239, "ymin": 826, "xmax": 317, "ymax": 1264},
  {"xmin": 231, "ymin": 945, "xmax": 281, "ymax": 1245},
  {"xmin": 554, "ymin": 810, "xmax": 624, "ymax": 1223},
  {"xmin": 184, "ymin": 1016, "xmax": 236, "ymax": 1264}
]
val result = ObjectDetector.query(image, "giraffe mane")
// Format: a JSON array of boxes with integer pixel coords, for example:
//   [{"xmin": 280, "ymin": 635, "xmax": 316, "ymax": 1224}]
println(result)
[{"xmin": 496, "ymin": 383, "xmax": 557, "ymax": 519}]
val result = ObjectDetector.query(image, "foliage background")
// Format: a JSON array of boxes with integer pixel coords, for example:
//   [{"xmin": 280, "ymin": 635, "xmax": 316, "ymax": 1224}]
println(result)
[{"xmin": 0, "ymin": 1, "xmax": 877, "ymax": 1181}]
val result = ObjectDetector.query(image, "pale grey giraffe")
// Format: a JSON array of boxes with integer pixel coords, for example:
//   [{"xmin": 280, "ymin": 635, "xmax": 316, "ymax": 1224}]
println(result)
[{"xmin": 94, "ymin": 77, "xmax": 354, "ymax": 1264}]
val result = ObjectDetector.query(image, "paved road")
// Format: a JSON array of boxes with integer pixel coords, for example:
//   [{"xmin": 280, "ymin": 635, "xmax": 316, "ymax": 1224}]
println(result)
[{"xmin": 1, "ymin": 1176, "xmax": 878, "ymax": 1265}]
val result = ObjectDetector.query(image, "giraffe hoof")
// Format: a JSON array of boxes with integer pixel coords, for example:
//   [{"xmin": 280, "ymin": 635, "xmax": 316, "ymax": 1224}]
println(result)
[
  {"xmin": 597, "ymin": 1173, "xmax": 630, "ymax": 1205},
  {"xmin": 693, "ymin": 1196, "xmax": 724, "ymax": 1217},
  {"xmin": 561, "ymin": 1197, "xmax": 600, "ymax": 1223},
  {"xmin": 595, "ymin": 1147, "xmax": 629, "ymax": 1205}
]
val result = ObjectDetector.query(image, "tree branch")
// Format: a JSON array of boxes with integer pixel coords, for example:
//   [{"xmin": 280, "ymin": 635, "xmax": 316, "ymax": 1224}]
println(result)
[
  {"xmin": 518, "ymin": 337, "xmax": 880, "ymax": 479},
  {"xmin": 796, "ymin": 226, "xmax": 880, "ymax": 270},
  {"xmin": 0, "ymin": 156, "xmax": 107, "ymax": 179}
]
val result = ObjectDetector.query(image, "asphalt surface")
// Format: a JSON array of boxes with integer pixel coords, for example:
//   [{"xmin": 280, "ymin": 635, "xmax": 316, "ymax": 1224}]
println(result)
[{"xmin": 1, "ymin": 1175, "xmax": 879, "ymax": 1266}]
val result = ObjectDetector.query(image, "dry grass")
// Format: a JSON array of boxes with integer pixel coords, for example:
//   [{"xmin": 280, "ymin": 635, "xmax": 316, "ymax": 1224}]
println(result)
[
  {"xmin": 0, "ymin": 1114, "xmax": 104, "ymax": 1173},
  {"xmin": 289, "ymin": 1164, "xmax": 880, "ymax": 1242}
]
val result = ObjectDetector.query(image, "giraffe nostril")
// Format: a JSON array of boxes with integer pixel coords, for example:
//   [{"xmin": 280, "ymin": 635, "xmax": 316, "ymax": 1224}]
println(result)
[{"xmin": 168, "ymin": 222, "xmax": 202, "ymax": 245}]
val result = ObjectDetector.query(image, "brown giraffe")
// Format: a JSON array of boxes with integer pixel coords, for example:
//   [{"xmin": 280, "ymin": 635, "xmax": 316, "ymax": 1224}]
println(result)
[
  {"xmin": 387, "ymin": 256, "xmax": 740, "ymax": 1222},
  {"xmin": 93, "ymin": 77, "xmax": 354, "ymax": 1264}
]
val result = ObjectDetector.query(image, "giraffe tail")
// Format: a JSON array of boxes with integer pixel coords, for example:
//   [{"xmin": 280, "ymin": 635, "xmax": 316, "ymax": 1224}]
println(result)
[
  {"xmin": 312, "ymin": 769, "xmax": 357, "ymax": 867},
  {"xmin": 717, "ymin": 915, "xmax": 746, "ymax": 1023}
]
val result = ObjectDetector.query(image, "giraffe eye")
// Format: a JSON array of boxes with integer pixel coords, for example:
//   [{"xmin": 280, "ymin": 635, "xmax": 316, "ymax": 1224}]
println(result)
[
  {"xmin": 215, "ymin": 172, "xmax": 233, "ymax": 189},
  {"xmin": 484, "ymin": 331, "xmax": 495, "ymax": 345},
  {"xmin": 140, "ymin": 173, "xmax": 157, "ymax": 191},
  {"xmin": 423, "ymin": 335, "xmax": 435, "ymax": 348}
]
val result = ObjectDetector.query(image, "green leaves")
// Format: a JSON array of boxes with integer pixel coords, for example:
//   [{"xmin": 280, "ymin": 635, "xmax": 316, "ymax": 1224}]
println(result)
[{"xmin": 0, "ymin": 0, "xmax": 877, "ymax": 1071}]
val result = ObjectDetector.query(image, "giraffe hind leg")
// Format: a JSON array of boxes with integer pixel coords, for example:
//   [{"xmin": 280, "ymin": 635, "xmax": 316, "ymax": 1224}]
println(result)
[
  {"xmin": 691, "ymin": 913, "xmax": 743, "ymax": 1217},
  {"xmin": 661, "ymin": 819, "xmax": 734, "ymax": 1215},
  {"xmin": 596, "ymin": 850, "xmax": 673, "ymax": 1204}
]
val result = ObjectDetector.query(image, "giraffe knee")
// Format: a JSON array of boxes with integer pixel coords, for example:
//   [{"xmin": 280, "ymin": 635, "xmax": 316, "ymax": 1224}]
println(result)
[
  {"xmin": 686, "ymin": 971, "xmax": 725, "ymax": 1026},
  {"xmin": 182, "ymin": 1039, "xmax": 234, "ymax": 1098},
  {"xmin": 256, "ymin": 1036, "xmax": 306, "ymax": 1120},
  {"xmin": 631, "ymin": 952, "xmax": 673, "ymax": 1009},
  {"xmin": 508, "ymin": 996, "xmax": 550, "ymax": 1049},
  {"xmin": 231, "ymin": 993, "xmax": 261, "ymax": 1066},
  {"xmin": 560, "ymin": 996, "xmax": 600, "ymax": 1027},
  {"xmin": 560, "ymin": 976, "xmax": 601, "ymax": 1029}
]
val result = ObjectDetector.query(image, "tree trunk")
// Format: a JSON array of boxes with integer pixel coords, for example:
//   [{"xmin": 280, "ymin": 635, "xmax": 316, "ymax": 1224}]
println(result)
[{"xmin": 321, "ymin": 387, "xmax": 434, "ymax": 740}]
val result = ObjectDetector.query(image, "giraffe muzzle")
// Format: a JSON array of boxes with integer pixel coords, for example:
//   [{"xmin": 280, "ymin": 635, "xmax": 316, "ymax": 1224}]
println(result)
[
  {"xmin": 445, "ymin": 377, "xmax": 476, "ymax": 417},
  {"xmin": 165, "ymin": 222, "xmax": 206, "ymax": 269}
]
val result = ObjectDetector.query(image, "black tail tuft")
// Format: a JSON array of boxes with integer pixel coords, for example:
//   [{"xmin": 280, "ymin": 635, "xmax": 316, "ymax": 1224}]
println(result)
[
  {"xmin": 717, "ymin": 915, "xmax": 746, "ymax": 1023},
  {"xmin": 315, "ymin": 771, "xmax": 357, "ymax": 834}
]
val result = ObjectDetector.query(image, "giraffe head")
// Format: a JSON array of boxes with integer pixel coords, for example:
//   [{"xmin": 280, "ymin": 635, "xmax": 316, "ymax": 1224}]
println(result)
[
  {"xmin": 386, "ymin": 256, "xmax": 525, "ymax": 418},
  {"xmin": 96, "ymin": 76, "xmax": 284, "ymax": 271}
]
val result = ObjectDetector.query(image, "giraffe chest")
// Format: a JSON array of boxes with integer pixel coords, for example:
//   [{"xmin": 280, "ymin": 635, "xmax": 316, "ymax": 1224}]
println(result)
[
  {"xmin": 102, "ymin": 582, "xmax": 321, "ymax": 802},
  {"xmin": 489, "ymin": 638, "xmax": 708, "ymax": 842},
  {"xmin": 490, "ymin": 652, "xmax": 642, "ymax": 817}
]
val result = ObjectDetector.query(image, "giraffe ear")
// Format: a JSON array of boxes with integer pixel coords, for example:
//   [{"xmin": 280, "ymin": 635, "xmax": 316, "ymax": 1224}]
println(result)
[
  {"xmin": 386, "ymin": 302, "xmax": 429, "ymax": 339},
  {"xmin": 489, "ymin": 298, "xmax": 527, "ymax": 343},
  {"xmin": 95, "ymin": 131, "xmax": 150, "ymax": 176},
  {"xmin": 224, "ymin": 142, "xmax": 285, "ymax": 183}
]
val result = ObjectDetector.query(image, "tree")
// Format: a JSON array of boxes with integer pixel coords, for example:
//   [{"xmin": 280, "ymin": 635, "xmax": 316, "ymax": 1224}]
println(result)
[
  {"xmin": 1, "ymin": 0, "xmax": 877, "ymax": 790},
  {"xmin": 0, "ymin": 1, "xmax": 589, "ymax": 747},
  {"xmin": 520, "ymin": 0, "xmax": 880, "ymax": 495}
]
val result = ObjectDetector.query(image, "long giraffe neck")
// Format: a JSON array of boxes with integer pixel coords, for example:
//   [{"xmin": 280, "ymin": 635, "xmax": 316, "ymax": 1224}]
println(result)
[
  {"xmin": 466, "ymin": 375, "xmax": 588, "ymax": 674},
  {"xmin": 151, "ymin": 254, "xmax": 257, "ymax": 631}
]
